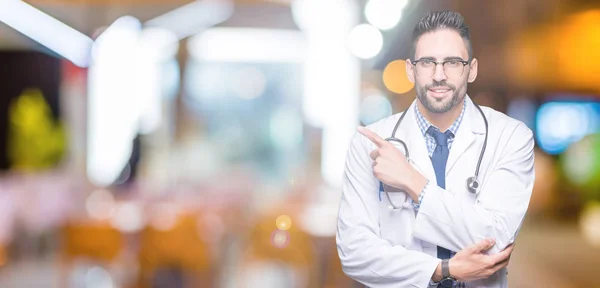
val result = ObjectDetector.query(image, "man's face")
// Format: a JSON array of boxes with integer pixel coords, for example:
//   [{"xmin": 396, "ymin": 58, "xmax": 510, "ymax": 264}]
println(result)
[{"xmin": 406, "ymin": 28, "xmax": 477, "ymax": 114}]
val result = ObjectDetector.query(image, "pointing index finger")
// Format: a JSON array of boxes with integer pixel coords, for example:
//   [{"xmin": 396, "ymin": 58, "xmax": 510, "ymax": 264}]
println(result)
[{"xmin": 357, "ymin": 126, "xmax": 387, "ymax": 148}]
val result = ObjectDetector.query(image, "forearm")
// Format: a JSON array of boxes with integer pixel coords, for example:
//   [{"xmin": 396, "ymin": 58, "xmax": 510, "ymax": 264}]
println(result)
[
  {"xmin": 340, "ymin": 130, "xmax": 443, "ymax": 287},
  {"xmin": 410, "ymin": 126, "xmax": 534, "ymax": 254},
  {"xmin": 412, "ymin": 185, "xmax": 525, "ymax": 254}
]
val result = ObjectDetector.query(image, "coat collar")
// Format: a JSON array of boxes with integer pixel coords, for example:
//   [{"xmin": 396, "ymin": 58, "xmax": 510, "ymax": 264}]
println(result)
[{"xmin": 392, "ymin": 95, "xmax": 486, "ymax": 183}]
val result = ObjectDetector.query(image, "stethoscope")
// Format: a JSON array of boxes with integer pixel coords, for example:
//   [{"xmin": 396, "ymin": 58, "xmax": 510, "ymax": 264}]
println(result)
[{"xmin": 380, "ymin": 101, "xmax": 489, "ymax": 210}]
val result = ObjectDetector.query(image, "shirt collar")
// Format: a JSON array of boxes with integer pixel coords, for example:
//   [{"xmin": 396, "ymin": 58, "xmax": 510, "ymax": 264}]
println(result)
[{"xmin": 414, "ymin": 97, "xmax": 467, "ymax": 137}]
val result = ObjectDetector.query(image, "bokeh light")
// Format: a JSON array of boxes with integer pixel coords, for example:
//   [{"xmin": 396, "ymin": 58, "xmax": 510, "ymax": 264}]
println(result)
[
  {"xmin": 383, "ymin": 59, "xmax": 414, "ymax": 94},
  {"xmin": 347, "ymin": 24, "xmax": 383, "ymax": 59},
  {"xmin": 270, "ymin": 229, "xmax": 290, "ymax": 249},
  {"xmin": 110, "ymin": 202, "xmax": 144, "ymax": 233},
  {"xmin": 364, "ymin": 0, "xmax": 407, "ymax": 30},
  {"xmin": 275, "ymin": 215, "xmax": 292, "ymax": 231},
  {"xmin": 580, "ymin": 202, "xmax": 600, "ymax": 248},
  {"xmin": 149, "ymin": 203, "xmax": 179, "ymax": 231},
  {"xmin": 562, "ymin": 134, "xmax": 600, "ymax": 194},
  {"xmin": 85, "ymin": 266, "xmax": 114, "ymax": 288},
  {"xmin": 563, "ymin": 136, "xmax": 596, "ymax": 185},
  {"xmin": 359, "ymin": 91, "xmax": 392, "ymax": 125},
  {"xmin": 536, "ymin": 101, "xmax": 600, "ymax": 155},
  {"xmin": 291, "ymin": 0, "xmax": 355, "ymax": 33},
  {"xmin": 85, "ymin": 189, "xmax": 116, "ymax": 220}
]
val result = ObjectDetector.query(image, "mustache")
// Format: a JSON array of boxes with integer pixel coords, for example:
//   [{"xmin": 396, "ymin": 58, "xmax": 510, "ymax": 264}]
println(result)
[{"xmin": 426, "ymin": 80, "xmax": 455, "ymax": 90}]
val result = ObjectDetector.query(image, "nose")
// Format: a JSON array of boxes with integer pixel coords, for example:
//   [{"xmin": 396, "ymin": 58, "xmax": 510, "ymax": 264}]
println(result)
[{"xmin": 432, "ymin": 63, "xmax": 447, "ymax": 82}]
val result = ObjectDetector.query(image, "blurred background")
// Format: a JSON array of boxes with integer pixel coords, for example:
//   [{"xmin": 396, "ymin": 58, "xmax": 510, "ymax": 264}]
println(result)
[{"xmin": 0, "ymin": 0, "xmax": 599, "ymax": 287}]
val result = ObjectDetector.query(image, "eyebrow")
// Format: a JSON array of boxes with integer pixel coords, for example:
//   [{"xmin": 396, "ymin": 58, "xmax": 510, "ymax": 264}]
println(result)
[
  {"xmin": 416, "ymin": 56, "xmax": 465, "ymax": 61},
  {"xmin": 443, "ymin": 56, "xmax": 466, "ymax": 61}
]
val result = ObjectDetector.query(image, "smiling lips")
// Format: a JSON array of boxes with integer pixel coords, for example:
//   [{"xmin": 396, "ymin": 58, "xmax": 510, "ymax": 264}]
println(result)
[{"xmin": 428, "ymin": 87, "xmax": 452, "ymax": 98}]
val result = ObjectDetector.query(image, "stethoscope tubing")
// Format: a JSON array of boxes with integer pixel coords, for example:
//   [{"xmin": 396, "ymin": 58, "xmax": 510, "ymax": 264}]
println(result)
[{"xmin": 381, "ymin": 101, "xmax": 489, "ymax": 209}]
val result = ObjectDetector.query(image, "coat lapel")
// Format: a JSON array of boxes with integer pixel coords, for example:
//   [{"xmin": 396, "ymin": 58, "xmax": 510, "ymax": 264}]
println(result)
[
  {"xmin": 445, "ymin": 96, "xmax": 487, "ymax": 177},
  {"xmin": 395, "ymin": 101, "xmax": 436, "ymax": 185}
]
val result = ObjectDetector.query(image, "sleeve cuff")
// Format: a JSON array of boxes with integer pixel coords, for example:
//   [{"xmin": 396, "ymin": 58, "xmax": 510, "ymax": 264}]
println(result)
[{"xmin": 411, "ymin": 180, "xmax": 431, "ymax": 211}]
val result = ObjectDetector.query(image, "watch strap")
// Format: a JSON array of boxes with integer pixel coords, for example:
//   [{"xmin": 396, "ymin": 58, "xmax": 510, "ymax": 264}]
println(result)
[{"xmin": 442, "ymin": 259, "xmax": 451, "ymax": 278}]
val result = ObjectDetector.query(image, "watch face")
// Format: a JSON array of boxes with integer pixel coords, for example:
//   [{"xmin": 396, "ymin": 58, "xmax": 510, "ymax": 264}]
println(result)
[{"xmin": 440, "ymin": 278, "xmax": 455, "ymax": 287}]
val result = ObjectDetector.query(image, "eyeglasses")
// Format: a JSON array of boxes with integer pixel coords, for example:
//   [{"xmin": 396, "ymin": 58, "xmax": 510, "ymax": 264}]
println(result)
[{"xmin": 411, "ymin": 58, "xmax": 470, "ymax": 78}]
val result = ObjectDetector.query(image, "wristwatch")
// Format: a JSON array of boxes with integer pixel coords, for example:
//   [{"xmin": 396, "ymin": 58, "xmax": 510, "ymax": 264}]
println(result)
[{"xmin": 439, "ymin": 259, "xmax": 456, "ymax": 288}]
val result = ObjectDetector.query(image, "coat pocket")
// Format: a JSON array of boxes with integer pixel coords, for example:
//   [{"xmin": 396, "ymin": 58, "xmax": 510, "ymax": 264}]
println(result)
[{"xmin": 378, "ymin": 190, "xmax": 415, "ymax": 247}]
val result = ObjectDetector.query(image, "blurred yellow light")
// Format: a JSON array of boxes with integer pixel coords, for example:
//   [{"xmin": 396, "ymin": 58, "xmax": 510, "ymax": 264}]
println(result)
[
  {"xmin": 276, "ymin": 215, "xmax": 292, "ymax": 231},
  {"xmin": 382, "ymin": 60, "xmax": 414, "ymax": 94}
]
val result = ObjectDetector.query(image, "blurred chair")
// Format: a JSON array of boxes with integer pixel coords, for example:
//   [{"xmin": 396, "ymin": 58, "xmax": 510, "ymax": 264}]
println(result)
[
  {"xmin": 137, "ymin": 212, "xmax": 214, "ymax": 288},
  {"xmin": 238, "ymin": 211, "xmax": 319, "ymax": 288}
]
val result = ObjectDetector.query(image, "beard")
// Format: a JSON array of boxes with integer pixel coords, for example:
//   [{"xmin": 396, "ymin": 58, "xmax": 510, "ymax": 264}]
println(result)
[{"xmin": 416, "ymin": 79, "xmax": 465, "ymax": 113}]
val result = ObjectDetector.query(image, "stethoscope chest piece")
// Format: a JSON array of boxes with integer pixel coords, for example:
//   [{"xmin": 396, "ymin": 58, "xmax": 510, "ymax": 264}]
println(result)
[{"xmin": 466, "ymin": 176, "xmax": 479, "ymax": 194}]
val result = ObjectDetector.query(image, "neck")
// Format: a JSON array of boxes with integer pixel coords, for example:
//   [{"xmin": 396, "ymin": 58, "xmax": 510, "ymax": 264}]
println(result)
[{"xmin": 417, "ymin": 100, "xmax": 464, "ymax": 132}]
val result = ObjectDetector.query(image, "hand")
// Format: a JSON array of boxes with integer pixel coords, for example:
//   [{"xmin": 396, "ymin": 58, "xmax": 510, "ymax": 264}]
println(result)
[
  {"xmin": 357, "ymin": 126, "xmax": 427, "ymax": 199},
  {"xmin": 447, "ymin": 238, "xmax": 514, "ymax": 282}
]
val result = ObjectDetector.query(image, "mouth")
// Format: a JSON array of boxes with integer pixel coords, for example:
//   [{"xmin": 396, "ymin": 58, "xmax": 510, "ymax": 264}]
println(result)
[{"xmin": 427, "ymin": 87, "xmax": 452, "ymax": 99}]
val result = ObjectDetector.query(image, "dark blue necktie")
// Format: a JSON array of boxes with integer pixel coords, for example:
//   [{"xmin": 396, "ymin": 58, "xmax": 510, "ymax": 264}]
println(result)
[{"xmin": 428, "ymin": 127, "xmax": 453, "ymax": 260}]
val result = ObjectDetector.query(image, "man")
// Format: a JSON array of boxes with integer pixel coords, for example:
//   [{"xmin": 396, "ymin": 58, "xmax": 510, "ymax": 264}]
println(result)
[{"xmin": 336, "ymin": 10, "xmax": 535, "ymax": 288}]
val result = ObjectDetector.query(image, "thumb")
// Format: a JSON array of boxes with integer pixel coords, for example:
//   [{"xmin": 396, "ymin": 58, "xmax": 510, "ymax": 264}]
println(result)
[{"xmin": 469, "ymin": 238, "xmax": 495, "ymax": 253}]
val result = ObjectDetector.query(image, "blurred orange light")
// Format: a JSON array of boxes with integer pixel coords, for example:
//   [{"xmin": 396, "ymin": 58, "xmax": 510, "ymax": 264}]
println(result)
[
  {"xmin": 556, "ymin": 10, "xmax": 600, "ymax": 91},
  {"xmin": 505, "ymin": 9, "xmax": 600, "ymax": 92},
  {"xmin": 383, "ymin": 60, "xmax": 414, "ymax": 94}
]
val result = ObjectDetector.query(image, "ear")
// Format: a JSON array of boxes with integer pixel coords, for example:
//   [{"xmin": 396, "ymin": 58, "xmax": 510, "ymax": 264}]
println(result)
[
  {"xmin": 467, "ymin": 58, "xmax": 478, "ymax": 83},
  {"xmin": 405, "ymin": 59, "xmax": 415, "ymax": 83}
]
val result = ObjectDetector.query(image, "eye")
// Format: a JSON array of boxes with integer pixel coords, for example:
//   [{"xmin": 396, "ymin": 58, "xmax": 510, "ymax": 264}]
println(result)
[
  {"xmin": 445, "ymin": 60, "xmax": 461, "ymax": 68},
  {"xmin": 419, "ymin": 60, "xmax": 434, "ymax": 67}
]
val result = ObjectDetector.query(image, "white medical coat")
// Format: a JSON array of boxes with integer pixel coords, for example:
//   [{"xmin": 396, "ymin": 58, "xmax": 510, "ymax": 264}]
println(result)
[{"xmin": 336, "ymin": 97, "xmax": 535, "ymax": 288}]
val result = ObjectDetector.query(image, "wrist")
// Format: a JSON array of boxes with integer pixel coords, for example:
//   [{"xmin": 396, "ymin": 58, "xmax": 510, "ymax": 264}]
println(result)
[
  {"xmin": 432, "ymin": 261, "xmax": 443, "ymax": 282},
  {"xmin": 407, "ymin": 172, "xmax": 428, "ymax": 201}
]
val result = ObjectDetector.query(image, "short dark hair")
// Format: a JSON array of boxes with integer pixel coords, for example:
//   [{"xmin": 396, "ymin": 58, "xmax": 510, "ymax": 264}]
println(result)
[{"xmin": 411, "ymin": 10, "xmax": 473, "ymax": 60}]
